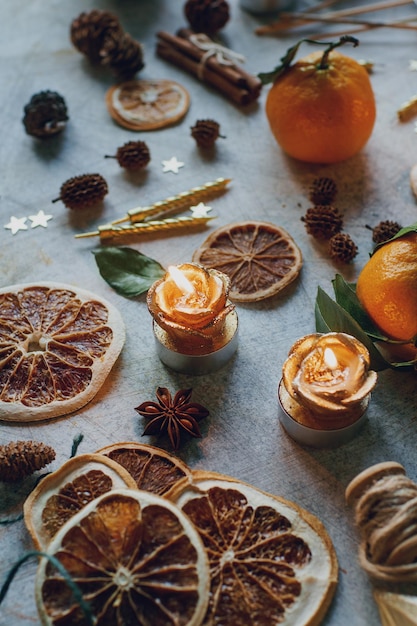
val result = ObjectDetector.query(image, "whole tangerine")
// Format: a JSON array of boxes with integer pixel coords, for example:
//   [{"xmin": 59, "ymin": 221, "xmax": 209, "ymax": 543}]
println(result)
[
  {"xmin": 262, "ymin": 36, "xmax": 376, "ymax": 164},
  {"xmin": 356, "ymin": 230, "xmax": 417, "ymax": 343}
]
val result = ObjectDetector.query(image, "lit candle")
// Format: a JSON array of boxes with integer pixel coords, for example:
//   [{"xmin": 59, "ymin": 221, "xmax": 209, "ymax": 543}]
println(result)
[
  {"xmin": 278, "ymin": 332, "xmax": 377, "ymax": 447},
  {"xmin": 147, "ymin": 263, "xmax": 238, "ymax": 374}
]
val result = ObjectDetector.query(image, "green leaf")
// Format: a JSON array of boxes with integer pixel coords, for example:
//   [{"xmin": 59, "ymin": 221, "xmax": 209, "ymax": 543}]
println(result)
[
  {"xmin": 373, "ymin": 221, "xmax": 417, "ymax": 254},
  {"xmin": 332, "ymin": 274, "xmax": 388, "ymax": 341},
  {"xmin": 92, "ymin": 247, "xmax": 165, "ymax": 298},
  {"xmin": 315, "ymin": 287, "xmax": 389, "ymax": 371}
]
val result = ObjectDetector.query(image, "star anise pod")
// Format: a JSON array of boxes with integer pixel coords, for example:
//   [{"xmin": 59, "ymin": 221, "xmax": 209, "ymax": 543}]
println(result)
[{"xmin": 135, "ymin": 387, "xmax": 209, "ymax": 451}]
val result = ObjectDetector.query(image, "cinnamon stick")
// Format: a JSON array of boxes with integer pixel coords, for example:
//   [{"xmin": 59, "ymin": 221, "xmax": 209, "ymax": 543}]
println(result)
[
  {"xmin": 156, "ymin": 30, "xmax": 261, "ymax": 106},
  {"xmin": 177, "ymin": 28, "xmax": 262, "ymax": 94}
]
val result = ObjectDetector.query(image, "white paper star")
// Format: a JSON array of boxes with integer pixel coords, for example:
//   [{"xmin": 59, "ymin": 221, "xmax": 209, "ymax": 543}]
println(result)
[
  {"xmin": 409, "ymin": 60, "xmax": 417, "ymax": 71},
  {"xmin": 190, "ymin": 202, "xmax": 213, "ymax": 218},
  {"xmin": 4, "ymin": 216, "xmax": 28, "ymax": 235},
  {"xmin": 162, "ymin": 156, "xmax": 185, "ymax": 174},
  {"xmin": 28, "ymin": 209, "xmax": 53, "ymax": 228}
]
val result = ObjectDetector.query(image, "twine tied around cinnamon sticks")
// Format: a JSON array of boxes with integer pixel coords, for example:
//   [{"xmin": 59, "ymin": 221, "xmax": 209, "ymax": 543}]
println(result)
[
  {"xmin": 188, "ymin": 33, "xmax": 246, "ymax": 80},
  {"xmin": 346, "ymin": 461, "xmax": 417, "ymax": 583},
  {"xmin": 156, "ymin": 29, "xmax": 262, "ymax": 106}
]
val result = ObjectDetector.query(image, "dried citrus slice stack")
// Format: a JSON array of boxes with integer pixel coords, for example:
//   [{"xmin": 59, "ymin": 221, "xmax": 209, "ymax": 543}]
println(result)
[
  {"xmin": 0, "ymin": 282, "xmax": 125, "ymax": 422},
  {"xmin": 192, "ymin": 221, "xmax": 302, "ymax": 302},
  {"xmin": 97, "ymin": 441, "xmax": 192, "ymax": 497},
  {"xmin": 106, "ymin": 78, "xmax": 190, "ymax": 130},
  {"xmin": 170, "ymin": 471, "xmax": 338, "ymax": 626},
  {"xmin": 35, "ymin": 489, "xmax": 210, "ymax": 626},
  {"xmin": 24, "ymin": 453, "xmax": 137, "ymax": 550}
]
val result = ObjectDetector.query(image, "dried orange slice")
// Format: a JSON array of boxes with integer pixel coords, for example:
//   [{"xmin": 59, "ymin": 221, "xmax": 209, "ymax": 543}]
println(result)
[
  {"xmin": 192, "ymin": 221, "xmax": 302, "ymax": 302},
  {"xmin": 97, "ymin": 441, "xmax": 192, "ymax": 497},
  {"xmin": 106, "ymin": 78, "xmax": 190, "ymax": 130},
  {"xmin": 24, "ymin": 453, "xmax": 138, "ymax": 550},
  {"xmin": 170, "ymin": 470, "xmax": 338, "ymax": 626},
  {"xmin": 0, "ymin": 282, "xmax": 125, "ymax": 422},
  {"xmin": 35, "ymin": 488, "xmax": 210, "ymax": 626}
]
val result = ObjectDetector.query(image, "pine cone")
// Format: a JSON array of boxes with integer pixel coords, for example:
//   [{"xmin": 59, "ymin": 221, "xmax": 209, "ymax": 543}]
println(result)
[
  {"xmin": 309, "ymin": 177, "xmax": 338, "ymax": 205},
  {"xmin": 107, "ymin": 140, "xmax": 151, "ymax": 170},
  {"xmin": 329, "ymin": 233, "xmax": 358, "ymax": 263},
  {"xmin": 301, "ymin": 205, "xmax": 343, "ymax": 240},
  {"xmin": 70, "ymin": 9, "xmax": 123, "ymax": 64},
  {"xmin": 54, "ymin": 173, "xmax": 108, "ymax": 210},
  {"xmin": 191, "ymin": 119, "xmax": 222, "ymax": 149},
  {"xmin": 368, "ymin": 220, "xmax": 402, "ymax": 244},
  {"xmin": 184, "ymin": 0, "xmax": 230, "ymax": 34},
  {"xmin": 22, "ymin": 90, "xmax": 69, "ymax": 138},
  {"xmin": 0, "ymin": 441, "xmax": 56, "ymax": 482},
  {"xmin": 101, "ymin": 31, "xmax": 145, "ymax": 79}
]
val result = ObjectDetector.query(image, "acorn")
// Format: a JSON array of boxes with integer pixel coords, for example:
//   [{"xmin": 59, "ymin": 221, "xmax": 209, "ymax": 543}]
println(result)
[
  {"xmin": 105, "ymin": 140, "xmax": 150, "ymax": 170},
  {"xmin": 23, "ymin": 90, "xmax": 69, "ymax": 138},
  {"xmin": 301, "ymin": 205, "xmax": 343, "ymax": 240},
  {"xmin": 184, "ymin": 0, "xmax": 230, "ymax": 34},
  {"xmin": 329, "ymin": 233, "xmax": 358, "ymax": 263},
  {"xmin": 309, "ymin": 177, "xmax": 338, "ymax": 205},
  {"xmin": 53, "ymin": 173, "xmax": 108, "ymax": 210},
  {"xmin": 366, "ymin": 220, "xmax": 402, "ymax": 244}
]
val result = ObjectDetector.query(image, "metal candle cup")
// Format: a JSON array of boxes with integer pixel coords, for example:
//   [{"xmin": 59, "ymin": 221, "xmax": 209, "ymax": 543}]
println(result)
[
  {"xmin": 278, "ymin": 332, "xmax": 377, "ymax": 448},
  {"xmin": 147, "ymin": 263, "xmax": 238, "ymax": 374}
]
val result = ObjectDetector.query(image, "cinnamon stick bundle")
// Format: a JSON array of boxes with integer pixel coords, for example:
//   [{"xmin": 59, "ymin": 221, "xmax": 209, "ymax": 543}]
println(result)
[{"xmin": 156, "ymin": 29, "xmax": 262, "ymax": 106}]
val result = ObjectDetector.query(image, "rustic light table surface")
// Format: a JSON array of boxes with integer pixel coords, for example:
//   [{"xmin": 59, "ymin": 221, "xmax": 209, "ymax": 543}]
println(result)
[{"xmin": 1, "ymin": 1, "xmax": 417, "ymax": 624}]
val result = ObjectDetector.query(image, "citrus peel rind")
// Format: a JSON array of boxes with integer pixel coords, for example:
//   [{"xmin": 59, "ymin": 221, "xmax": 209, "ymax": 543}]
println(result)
[
  {"xmin": 192, "ymin": 221, "xmax": 302, "ymax": 302},
  {"xmin": 23, "ymin": 453, "xmax": 138, "ymax": 550},
  {"xmin": 0, "ymin": 282, "xmax": 125, "ymax": 422},
  {"xmin": 106, "ymin": 79, "xmax": 190, "ymax": 130},
  {"xmin": 169, "ymin": 470, "xmax": 338, "ymax": 626},
  {"xmin": 97, "ymin": 441, "xmax": 193, "ymax": 497},
  {"xmin": 35, "ymin": 488, "xmax": 210, "ymax": 626}
]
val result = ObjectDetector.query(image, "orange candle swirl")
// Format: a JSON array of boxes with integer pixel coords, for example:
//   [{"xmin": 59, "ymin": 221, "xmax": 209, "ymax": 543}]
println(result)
[{"xmin": 147, "ymin": 263, "xmax": 235, "ymax": 355}]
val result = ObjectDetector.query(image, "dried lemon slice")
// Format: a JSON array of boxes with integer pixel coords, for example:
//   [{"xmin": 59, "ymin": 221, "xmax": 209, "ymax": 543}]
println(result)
[
  {"xmin": 170, "ymin": 470, "xmax": 338, "ymax": 626},
  {"xmin": 35, "ymin": 488, "xmax": 210, "ymax": 626},
  {"xmin": 97, "ymin": 441, "xmax": 192, "ymax": 497},
  {"xmin": 0, "ymin": 282, "xmax": 125, "ymax": 422},
  {"xmin": 106, "ymin": 78, "xmax": 190, "ymax": 130},
  {"xmin": 24, "ymin": 453, "xmax": 138, "ymax": 550},
  {"xmin": 192, "ymin": 221, "xmax": 302, "ymax": 302}
]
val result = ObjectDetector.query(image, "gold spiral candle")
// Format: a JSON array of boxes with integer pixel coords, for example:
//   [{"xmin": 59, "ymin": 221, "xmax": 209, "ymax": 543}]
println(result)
[
  {"xmin": 111, "ymin": 177, "xmax": 231, "ymax": 225},
  {"xmin": 75, "ymin": 215, "xmax": 215, "ymax": 242}
]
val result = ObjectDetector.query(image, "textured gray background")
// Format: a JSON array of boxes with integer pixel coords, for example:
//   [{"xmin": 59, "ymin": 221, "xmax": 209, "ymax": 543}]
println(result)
[{"xmin": 1, "ymin": 0, "xmax": 417, "ymax": 624}]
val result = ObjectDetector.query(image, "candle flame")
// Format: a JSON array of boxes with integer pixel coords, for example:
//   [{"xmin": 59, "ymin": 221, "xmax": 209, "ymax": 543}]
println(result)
[
  {"xmin": 324, "ymin": 347, "xmax": 338, "ymax": 370},
  {"xmin": 168, "ymin": 265, "xmax": 195, "ymax": 295}
]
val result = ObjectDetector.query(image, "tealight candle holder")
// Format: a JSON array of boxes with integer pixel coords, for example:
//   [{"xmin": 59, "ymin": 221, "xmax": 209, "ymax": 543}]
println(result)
[
  {"xmin": 278, "ymin": 332, "xmax": 377, "ymax": 448},
  {"xmin": 147, "ymin": 262, "xmax": 238, "ymax": 375}
]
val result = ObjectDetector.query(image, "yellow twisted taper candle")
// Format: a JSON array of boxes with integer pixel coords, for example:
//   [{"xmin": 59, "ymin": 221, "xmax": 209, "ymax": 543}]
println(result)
[
  {"xmin": 111, "ymin": 177, "xmax": 231, "ymax": 224},
  {"xmin": 75, "ymin": 215, "xmax": 215, "ymax": 242}
]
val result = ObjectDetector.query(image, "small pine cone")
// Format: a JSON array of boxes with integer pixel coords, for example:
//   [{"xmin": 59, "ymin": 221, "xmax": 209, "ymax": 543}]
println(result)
[
  {"xmin": 0, "ymin": 441, "xmax": 56, "ymax": 483},
  {"xmin": 102, "ymin": 32, "xmax": 144, "ymax": 79},
  {"xmin": 368, "ymin": 220, "xmax": 402, "ymax": 244},
  {"xmin": 184, "ymin": 0, "xmax": 230, "ymax": 34},
  {"xmin": 191, "ymin": 119, "xmax": 222, "ymax": 149},
  {"xmin": 70, "ymin": 9, "xmax": 123, "ymax": 64},
  {"xmin": 301, "ymin": 205, "xmax": 343, "ymax": 240},
  {"xmin": 108, "ymin": 140, "xmax": 151, "ymax": 170},
  {"xmin": 329, "ymin": 233, "xmax": 358, "ymax": 263},
  {"xmin": 23, "ymin": 90, "xmax": 69, "ymax": 138},
  {"xmin": 54, "ymin": 173, "xmax": 108, "ymax": 210},
  {"xmin": 309, "ymin": 177, "xmax": 338, "ymax": 205}
]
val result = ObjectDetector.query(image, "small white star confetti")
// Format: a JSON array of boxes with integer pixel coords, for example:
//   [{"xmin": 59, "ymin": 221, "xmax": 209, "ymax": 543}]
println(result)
[
  {"xmin": 162, "ymin": 156, "xmax": 184, "ymax": 174},
  {"xmin": 28, "ymin": 210, "xmax": 53, "ymax": 228},
  {"xmin": 409, "ymin": 60, "xmax": 417, "ymax": 72},
  {"xmin": 4, "ymin": 216, "xmax": 28, "ymax": 235},
  {"xmin": 190, "ymin": 202, "xmax": 213, "ymax": 218}
]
